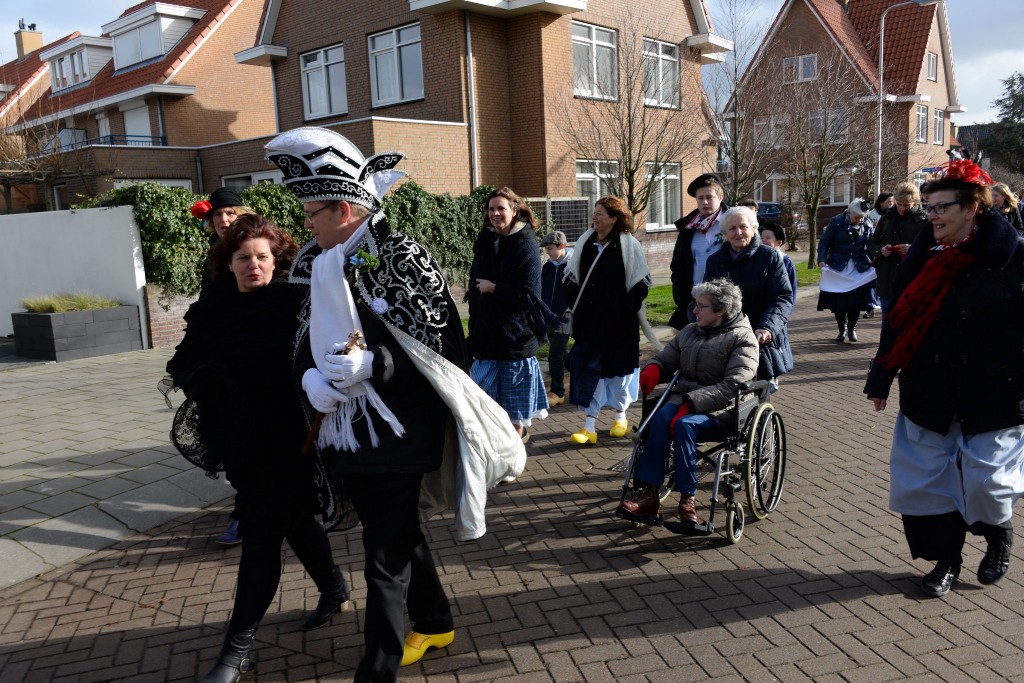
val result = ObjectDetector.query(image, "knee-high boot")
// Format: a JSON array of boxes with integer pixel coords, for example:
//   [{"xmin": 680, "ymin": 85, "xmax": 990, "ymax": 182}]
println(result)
[
  {"xmin": 201, "ymin": 623, "xmax": 258, "ymax": 683},
  {"xmin": 302, "ymin": 566, "xmax": 350, "ymax": 630},
  {"xmin": 833, "ymin": 312, "xmax": 846, "ymax": 343},
  {"xmin": 846, "ymin": 310, "xmax": 861, "ymax": 343}
]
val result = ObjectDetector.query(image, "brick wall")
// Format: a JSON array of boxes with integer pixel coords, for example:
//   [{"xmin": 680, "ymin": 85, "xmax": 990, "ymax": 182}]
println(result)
[
  {"xmin": 162, "ymin": 0, "xmax": 277, "ymax": 147},
  {"xmin": 144, "ymin": 285, "xmax": 195, "ymax": 349}
]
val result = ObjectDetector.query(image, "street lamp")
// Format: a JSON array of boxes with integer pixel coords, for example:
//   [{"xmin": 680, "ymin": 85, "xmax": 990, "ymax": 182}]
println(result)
[{"xmin": 876, "ymin": 0, "xmax": 942, "ymax": 198}]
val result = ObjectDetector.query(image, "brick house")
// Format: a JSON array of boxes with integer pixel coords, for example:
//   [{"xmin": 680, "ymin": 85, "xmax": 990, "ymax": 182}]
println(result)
[
  {"xmin": 2, "ymin": 0, "xmax": 276, "ymax": 210},
  {"xmin": 220, "ymin": 0, "xmax": 730, "ymax": 264},
  {"xmin": 729, "ymin": 0, "xmax": 964, "ymax": 226}
]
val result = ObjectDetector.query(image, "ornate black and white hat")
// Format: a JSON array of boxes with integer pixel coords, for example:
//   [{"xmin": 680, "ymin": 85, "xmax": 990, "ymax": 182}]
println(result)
[{"xmin": 265, "ymin": 126, "xmax": 405, "ymax": 212}]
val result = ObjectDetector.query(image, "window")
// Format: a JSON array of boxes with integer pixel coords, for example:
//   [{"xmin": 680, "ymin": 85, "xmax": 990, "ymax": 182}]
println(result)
[
  {"xmin": 933, "ymin": 109, "xmax": 945, "ymax": 145},
  {"xmin": 643, "ymin": 39, "xmax": 679, "ymax": 108},
  {"xmin": 831, "ymin": 173, "xmax": 851, "ymax": 205},
  {"xmin": 112, "ymin": 20, "xmax": 162, "ymax": 69},
  {"xmin": 753, "ymin": 116, "xmax": 786, "ymax": 150},
  {"xmin": 927, "ymin": 52, "xmax": 938, "ymax": 81},
  {"xmin": 301, "ymin": 44, "xmax": 347, "ymax": 119},
  {"xmin": 646, "ymin": 163, "xmax": 680, "ymax": 229},
  {"xmin": 809, "ymin": 109, "xmax": 847, "ymax": 144},
  {"xmin": 51, "ymin": 50, "xmax": 88, "ymax": 90},
  {"xmin": 782, "ymin": 54, "xmax": 817, "ymax": 83},
  {"xmin": 573, "ymin": 21, "xmax": 617, "ymax": 99},
  {"xmin": 916, "ymin": 104, "xmax": 928, "ymax": 142},
  {"xmin": 914, "ymin": 171, "xmax": 927, "ymax": 188},
  {"xmin": 575, "ymin": 160, "xmax": 619, "ymax": 209},
  {"xmin": 368, "ymin": 24, "xmax": 423, "ymax": 106},
  {"xmin": 222, "ymin": 170, "xmax": 283, "ymax": 190}
]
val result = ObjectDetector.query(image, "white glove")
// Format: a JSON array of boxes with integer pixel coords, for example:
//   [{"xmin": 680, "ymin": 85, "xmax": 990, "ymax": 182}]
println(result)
[
  {"xmin": 322, "ymin": 347, "xmax": 375, "ymax": 389},
  {"xmin": 302, "ymin": 368, "xmax": 347, "ymax": 413}
]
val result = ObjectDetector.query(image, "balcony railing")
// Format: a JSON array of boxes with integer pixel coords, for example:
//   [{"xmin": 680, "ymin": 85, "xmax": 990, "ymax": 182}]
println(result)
[{"xmin": 56, "ymin": 134, "xmax": 168, "ymax": 152}]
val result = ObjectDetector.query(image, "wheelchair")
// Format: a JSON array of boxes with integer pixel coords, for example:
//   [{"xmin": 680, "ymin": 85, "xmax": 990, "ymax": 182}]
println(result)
[{"xmin": 614, "ymin": 371, "xmax": 787, "ymax": 544}]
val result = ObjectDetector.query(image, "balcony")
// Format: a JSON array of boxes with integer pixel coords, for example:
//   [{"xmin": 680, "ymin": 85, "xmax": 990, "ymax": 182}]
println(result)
[{"xmin": 54, "ymin": 133, "xmax": 168, "ymax": 152}]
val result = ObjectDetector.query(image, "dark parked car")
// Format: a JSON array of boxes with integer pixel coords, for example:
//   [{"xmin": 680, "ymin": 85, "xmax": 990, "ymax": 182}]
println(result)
[{"xmin": 757, "ymin": 202, "xmax": 783, "ymax": 222}]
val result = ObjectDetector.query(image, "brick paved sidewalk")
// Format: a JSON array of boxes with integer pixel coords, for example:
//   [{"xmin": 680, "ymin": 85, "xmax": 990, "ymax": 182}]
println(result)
[{"xmin": 3, "ymin": 304, "xmax": 1024, "ymax": 682}]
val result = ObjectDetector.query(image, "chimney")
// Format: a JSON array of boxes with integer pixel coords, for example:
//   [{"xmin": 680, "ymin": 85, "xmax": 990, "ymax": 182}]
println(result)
[{"xmin": 15, "ymin": 27, "xmax": 43, "ymax": 59}]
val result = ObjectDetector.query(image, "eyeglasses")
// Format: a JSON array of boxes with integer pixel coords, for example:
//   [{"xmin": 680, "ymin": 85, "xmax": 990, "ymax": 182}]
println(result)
[
  {"xmin": 304, "ymin": 204, "xmax": 333, "ymax": 221},
  {"xmin": 922, "ymin": 200, "xmax": 961, "ymax": 216},
  {"xmin": 693, "ymin": 302, "xmax": 715, "ymax": 311}
]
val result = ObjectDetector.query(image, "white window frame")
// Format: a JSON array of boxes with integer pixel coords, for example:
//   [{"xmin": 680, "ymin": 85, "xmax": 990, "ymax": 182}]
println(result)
[
  {"xmin": 645, "ymin": 162, "xmax": 681, "ymax": 231},
  {"xmin": 916, "ymin": 104, "xmax": 928, "ymax": 142},
  {"xmin": 572, "ymin": 21, "xmax": 618, "ymax": 100},
  {"xmin": 112, "ymin": 20, "xmax": 162, "ymax": 69},
  {"xmin": 301, "ymin": 43, "xmax": 348, "ymax": 120},
  {"xmin": 783, "ymin": 54, "xmax": 817, "ymax": 83},
  {"xmin": 368, "ymin": 23, "xmax": 423, "ymax": 107},
  {"xmin": 221, "ymin": 170, "xmax": 284, "ymax": 190},
  {"xmin": 809, "ymin": 108, "xmax": 847, "ymax": 144},
  {"xmin": 575, "ymin": 159, "xmax": 619, "ymax": 209},
  {"xmin": 914, "ymin": 171, "xmax": 927, "ymax": 188},
  {"xmin": 642, "ymin": 38, "xmax": 679, "ymax": 108},
  {"xmin": 927, "ymin": 52, "xmax": 938, "ymax": 81},
  {"xmin": 933, "ymin": 109, "xmax": 945, "ymax": 145}
]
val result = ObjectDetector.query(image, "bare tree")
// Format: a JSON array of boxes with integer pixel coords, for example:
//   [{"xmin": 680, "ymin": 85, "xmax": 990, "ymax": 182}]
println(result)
[
  {"xmin": 553, "ymin": 8, "xmax": 712, "ymax": 220},
  {"xmin": 0, "ymin": 93, "xmax": 110, "ymax": 212},
  {"xmin": 706, "ymin": 0, "xmax": 788, "ymax": 203},
  {"xmin": 771, "ymin": 45, "xmax": 876, "ymax": 265}
]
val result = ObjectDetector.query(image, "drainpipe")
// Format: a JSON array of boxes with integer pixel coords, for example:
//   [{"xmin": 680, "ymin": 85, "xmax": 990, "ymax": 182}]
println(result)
[
  {"xmin": 194, "ymin": 155, "xmax": 205, "ymax": 194},
  {"xmin": 464, "ymin": 11, "xmax": 479, "ymax": 189},
  {"xmin": 156, "ymin": 96, "xmax": 165, "ymax": 144}
]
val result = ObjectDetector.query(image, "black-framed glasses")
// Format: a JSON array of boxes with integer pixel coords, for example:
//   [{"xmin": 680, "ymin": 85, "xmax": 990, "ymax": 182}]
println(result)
[
  {"xmin": 922, "ymin": 200, "xmax": 961, "ymax": 216},
  {"xmin": 304, "ymin": 204, "xmax": 333, "ymax": 221},
  {"xmin": 693, "ymin": 302, "xmax": 715, "ymax": 311}
]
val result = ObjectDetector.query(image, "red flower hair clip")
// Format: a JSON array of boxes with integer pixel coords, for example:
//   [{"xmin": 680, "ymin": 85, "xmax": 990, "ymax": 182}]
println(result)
[
  {"xmin": 190, "ymin": 199, "xmax": 212, "ymax": 220},
  {"xmin": 934, "ymin": 159, "xmax": 992, "ymax": 186}
]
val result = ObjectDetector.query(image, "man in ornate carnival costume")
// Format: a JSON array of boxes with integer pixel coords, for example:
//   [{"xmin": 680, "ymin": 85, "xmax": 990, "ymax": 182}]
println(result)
[{"xmin": 265, "ymin": 127, "xmax": 524, "ymax": 682}]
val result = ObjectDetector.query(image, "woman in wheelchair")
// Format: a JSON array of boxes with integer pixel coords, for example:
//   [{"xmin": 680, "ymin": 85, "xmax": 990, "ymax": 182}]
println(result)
[{"xmin": 618, "ymin": 278, "xmax": 759, "ymax": 526}]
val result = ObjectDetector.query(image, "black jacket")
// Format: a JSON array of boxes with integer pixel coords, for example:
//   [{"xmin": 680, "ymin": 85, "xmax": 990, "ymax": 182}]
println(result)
[
  {"xmin": 669, "ymin": 205, "xmax": 728, "ymax": 328},
  {"xmin": 704, "ymin": 233, "xmax": 794, "ymax": 379},
  {"xmin": 867, "ymin": 205, "xmax": 928, "ymax": 299},
  {"xmin": 292, "ymin": 214, "xmax": 467, "ymax": 476},
  {"xmin": 541, "ymin": 255, "xmax": 570, "ymax": 327},
  {"xmin": 466, "ymin": 222, "xmax": 544, "ymax": 360},
  {"xmin": 864, "ymin": 211, "xmax": 1024, "ymax": 435},
  {"xmin": 566, "ymin": 235, "xmax": 649, "ymax": 378},
  {"xmin": 167, "ymin": 279, "xmax": 320, "ymax": 527}
]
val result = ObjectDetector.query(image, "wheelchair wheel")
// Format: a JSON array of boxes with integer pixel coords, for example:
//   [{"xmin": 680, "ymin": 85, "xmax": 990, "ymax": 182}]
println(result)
[
  {"xmin": 725, "ymin": 500, "xmax": 744, "ymax": 544},
  {"xmin": 743, "ymin": 403, "xmax": 787, "ymax": 520}
]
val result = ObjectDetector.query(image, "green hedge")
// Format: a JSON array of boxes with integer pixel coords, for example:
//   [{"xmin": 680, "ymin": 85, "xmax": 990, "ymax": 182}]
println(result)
[{"xmin": 77, "ymin": 181, "xmax": 490, "ymax": 297}]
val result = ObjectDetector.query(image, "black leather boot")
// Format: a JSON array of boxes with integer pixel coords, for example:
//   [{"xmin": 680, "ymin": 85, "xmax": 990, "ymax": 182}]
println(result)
[
  {"xmin": 978, "ymin": 527, "xmax": 1012, "ymax": 585},
  {"xmin": 847, "ymin": 326, "xmax": 858, "ymax": 343},
  {"xmin": 201, "ymin": 625, "xmax": 257, "ymax": 683},
  {"xmin": 302, "ymin": 566, "xmax": 350, "ymax": 630}
]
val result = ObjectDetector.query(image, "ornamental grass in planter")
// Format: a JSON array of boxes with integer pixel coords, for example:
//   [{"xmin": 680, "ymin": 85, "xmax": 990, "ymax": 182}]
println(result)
[{"xmin": 13, "ymin": 293, "xmax": 143, "ymax": 362}]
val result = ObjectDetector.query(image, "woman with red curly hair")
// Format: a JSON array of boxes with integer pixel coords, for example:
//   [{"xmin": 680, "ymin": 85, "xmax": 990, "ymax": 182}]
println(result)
[
  {"xmin": 168, "ymin": 216, "xmax": 349, "ymax": 682},
  {"xmin": 865, "ymin": 160, "xmax": 1024, "ymax": 598}
]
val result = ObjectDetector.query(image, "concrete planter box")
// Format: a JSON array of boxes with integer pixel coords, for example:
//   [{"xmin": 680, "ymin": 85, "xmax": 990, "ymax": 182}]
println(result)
[{"xmin": 11, "ymin": 305, "xmax": 143, "ymax": 361}]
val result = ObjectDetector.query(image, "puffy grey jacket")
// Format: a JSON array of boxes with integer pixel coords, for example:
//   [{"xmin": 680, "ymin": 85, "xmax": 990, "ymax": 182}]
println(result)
[{"xmin": 644, "ymin": 312, "xmax": 759, "ymax": 416}]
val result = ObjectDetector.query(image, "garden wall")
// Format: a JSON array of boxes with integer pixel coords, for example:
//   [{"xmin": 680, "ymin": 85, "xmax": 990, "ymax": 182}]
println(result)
[{"xmin": 0, "ymin": 206, "xmax": 151, "ymax": 346}]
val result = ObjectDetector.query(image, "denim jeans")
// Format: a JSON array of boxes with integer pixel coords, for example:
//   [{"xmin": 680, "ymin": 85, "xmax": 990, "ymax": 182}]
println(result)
[{"xmin": 636, "ymin": 402, "xmax": 719, "ymax": 496}]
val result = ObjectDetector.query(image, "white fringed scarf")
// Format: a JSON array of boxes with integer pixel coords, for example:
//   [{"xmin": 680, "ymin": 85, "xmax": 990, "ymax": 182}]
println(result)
[{"xmin": 310, "ymin": 220, "xmax": 405, "ymax": 452}]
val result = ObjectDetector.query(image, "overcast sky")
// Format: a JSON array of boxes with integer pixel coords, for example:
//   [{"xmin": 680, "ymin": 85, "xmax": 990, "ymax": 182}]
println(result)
[{"xmin": 0, "ymin": 0, "xmax": 1018, "ymax": 125}]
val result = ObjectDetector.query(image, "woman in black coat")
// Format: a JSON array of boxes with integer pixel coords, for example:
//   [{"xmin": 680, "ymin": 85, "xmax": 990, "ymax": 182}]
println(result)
[
  {"xmin": 704, "ymin": 206, "xmax": 794, "ymax": 383},
  {"xmin": 466, "ymin": 187, "xmax": 550, "ymax": 444},
  {"xmin": 565, "ymin": 196, "xmax": 651, "ymax": 443},
  {"xmin": 167, "ymin": 216, "xmax": 348, "ymax": 683},
  {"xmin": 867, "ymin": 182, "xmax": 928, "ymax": 316},
  {"xmin": 865, "ymin": 163, "xmax": 1024, "ymax": 599}
]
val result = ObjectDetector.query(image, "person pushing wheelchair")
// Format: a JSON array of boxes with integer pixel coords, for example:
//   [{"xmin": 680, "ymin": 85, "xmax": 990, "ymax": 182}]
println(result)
[{"xmin": 618, "ymin": 278, "xmax": 759, "ymax": 526}]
